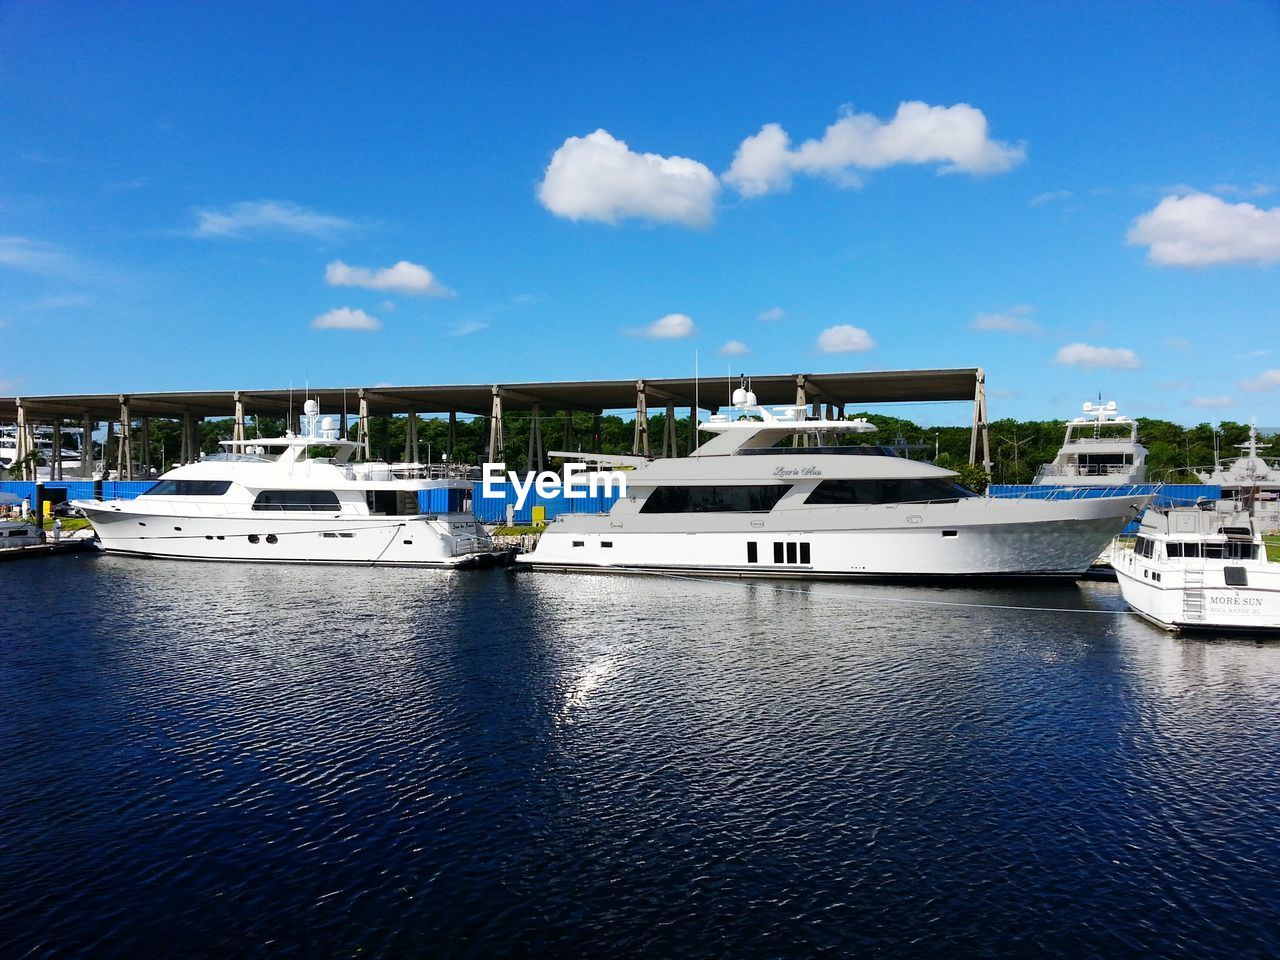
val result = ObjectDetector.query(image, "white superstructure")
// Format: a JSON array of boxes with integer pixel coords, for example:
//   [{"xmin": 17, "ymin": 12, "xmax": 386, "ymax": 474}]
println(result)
[
  {"xmin": 1114, "ymin": 504, "xmax": 1280, "ymax": 633},
  {"xmin": 73, "ymin": 401, "xmax": 505, "ymax": 566},
  {"xmin": 520, "ymin": 393, "xmax": 1150, "ymax": 579},
  {"xmin": 1034, "ymin": 400, "xmax": 1147, "ymax": 486},
  {"xmin": 1196, "ymin": 422, "xmax": 1280, "ymax": 531}
]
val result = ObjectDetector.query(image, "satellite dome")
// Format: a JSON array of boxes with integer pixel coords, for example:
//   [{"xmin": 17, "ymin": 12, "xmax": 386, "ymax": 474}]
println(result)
[{"xmin": 303, "ymin": 399, "xmax": 319, "ymax": 417}]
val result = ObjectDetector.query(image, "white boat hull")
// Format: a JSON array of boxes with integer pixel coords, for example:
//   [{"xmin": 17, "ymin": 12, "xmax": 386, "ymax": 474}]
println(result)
[
  {"xmin": 1114, "ymin": 550, "xmax": 1280, "ymax": 632},
  {"xmin": 76, "ymin": 502, "xmax": 497, "ymax": 567},
  {"xmin": 520, "ymin": 495, "xmax": 1146, "ymax": 578}
]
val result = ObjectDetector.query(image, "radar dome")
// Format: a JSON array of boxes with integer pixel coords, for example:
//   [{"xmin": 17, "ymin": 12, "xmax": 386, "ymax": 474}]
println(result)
[
  {"xmin": 303, "ymin": 399, "xmax": 319, "ymax": 417},
  {"xmin": 731, "ymin": 387, "xmax": 748, "ymax": 405}
]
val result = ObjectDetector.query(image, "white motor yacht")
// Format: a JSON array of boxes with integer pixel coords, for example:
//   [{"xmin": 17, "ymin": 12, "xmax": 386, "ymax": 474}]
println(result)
[
  {"xmin": 73, "ymin": 401, "xmax": 506, "ymax": 567},
  {"xmin": 1114, "ymin": 503, "xmax": 1280, "ymax": 633},
  {"xmin": 1034, "ymin": 400, "xmax": 1147, "ymax": 486},
  {"xmin": 1196, "ymin": 422, "xmax": 1280, "ymax": 532},
  {"xmin": 519, "ymin": 393, "xmax": 1150, "ymax": 579}
]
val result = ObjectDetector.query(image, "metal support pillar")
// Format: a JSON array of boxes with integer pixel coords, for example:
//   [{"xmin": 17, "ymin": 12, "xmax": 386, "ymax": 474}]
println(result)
[
  {"xmin": 13, "ymin": 401, "xmax": 28, "ymax": 480},
  {"xmin": 179, "ymin": 413, "xmax": 192, "ymax": 464},
  {"xmin": 404, "ymin": 408, "xmax": 419, "ymax": 463},
  {"xmin": 969, "ymin": 369, "xmax": 991, "ymax": 472},
  {"xmin": 139, "ymin": 417, "xmax": 152, "ymax": 476},
  {"xmin": 562, "ymin": 410, "xmax": 575, "ymax": 451},
  {"xmin": 357, "ymin": 389, "xmax": 370, "ymax": 461},
  {"xmin": 592, "ymin": 413, "xmax": 602, "ymax": 454},
  {"xmin": 488, "ymin": 387, "xmax": 504, "ymax": 463},
  {"xmin": 101, "ymin": 422, "xmax": 115, "ymax": 480},
  {"xmin": 51, "ymin": 419, "xmax": 62, "ymax": 480},
  {"xmin": 233, "ymin": 391, "xmax": 246, "ymax": 442},
  {"xmin": 663, "ymin": 403, "xmax": 676, "ymax": 458},
  {"xmin": 447, "ymin": 411, "xmax": 457, "ymax": 464},
  {"xmin": 527, "ymin": 403, "xmax": 545, "ymax": 473},
  {"xmin": 117, "ymin": 396, "xmax": 133, "ymax": 480},
  {"xmin": 632, "ymin": 381, "xmax": 649, "ymax": 456},
  {"xmin": 82, "ymin": 415, "xmax": 94, "ymax": 479},
  {"xmin": 794, "ymin": 376, "xmax": 808, "ymax": 448}
]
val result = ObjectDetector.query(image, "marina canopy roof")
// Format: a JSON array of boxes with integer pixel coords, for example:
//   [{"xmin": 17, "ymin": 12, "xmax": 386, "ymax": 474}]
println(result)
[{"xmin": 2, "ymin": 368, "xmax": 983, "ymax": 421}]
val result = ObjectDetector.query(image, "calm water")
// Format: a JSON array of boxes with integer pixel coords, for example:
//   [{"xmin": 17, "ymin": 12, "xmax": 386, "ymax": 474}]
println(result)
[{"xmin": 3, "ymin": 553, "xmax": 1279, "ymax": 958}]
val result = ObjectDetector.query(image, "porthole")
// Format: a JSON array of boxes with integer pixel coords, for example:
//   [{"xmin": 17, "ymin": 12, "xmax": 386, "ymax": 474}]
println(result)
[
  {"xmin": 248, "ymin": 534, "xmax": 259, "ymax": 544},
  {"xmin": 403, "ymin": 539, "xmax": 413, "ymax": 545},
  {"xmin": 205, "ymin": 535, "xmax": 213, "ymax": 540},
  {"xmin": 266, "ymin": 534, "xmax": 278, "ymax": 544},
  {"xmin": 173, "ymin": 526, "xmax": 182, "ymax": 531}
]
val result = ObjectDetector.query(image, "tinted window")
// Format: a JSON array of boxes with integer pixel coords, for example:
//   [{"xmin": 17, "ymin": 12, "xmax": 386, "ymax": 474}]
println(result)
[
  {"xmin": 640, "ymin": 485, "xmax": 790, "ymax": 513},
  {"xmin": 805, "ymin": 478, "xmax": 977, "ymax": 506},
  {"xmin": 252, "ymin": 489, "xmax": 341, "ymax": 511},
  {"xmin": 144, "ymin": 480, "xmax": 231, "ymax": 497}
]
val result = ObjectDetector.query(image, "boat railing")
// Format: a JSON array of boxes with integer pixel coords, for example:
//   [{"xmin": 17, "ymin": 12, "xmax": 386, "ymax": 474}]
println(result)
[{"xmin": 991, "ymin": 483, "xmax": 1160, "ymax": 502}]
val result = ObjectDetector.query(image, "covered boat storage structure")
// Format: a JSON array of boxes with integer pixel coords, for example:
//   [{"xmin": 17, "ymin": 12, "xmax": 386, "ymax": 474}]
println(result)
[{"xmin": 1, "ymin": 367, "xmax": 991, "ymax": 481}]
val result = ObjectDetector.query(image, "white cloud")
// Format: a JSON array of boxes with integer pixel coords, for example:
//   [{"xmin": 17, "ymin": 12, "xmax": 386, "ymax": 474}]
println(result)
[
  {"xmin": 1127, "ymin": 193, "xmax": 1280, "ymax": 267},
  {"xmin": 311, "ymin": 307, "xmax": 381, "ymax": 331},
  {"xmin": 1240, "ymin": 369, "xmax": 1280, "ymax": 392},
  {"xmin": 1191, "ymin": 396, "xmax": 1234, "ymax": 407},
  {"xmin": 325, "ymin": 260, "xmax": 453, "ymax": 297},
  {"xmin": 449, "ymin": 320, "xmax": 489, "ymax": 337},
  {"xmin": 0, "ymin": 235, "xmax": 70, "ymax": 275},
  {"xmin": 1053, "ymin": 342, "xmax": 1141, "ymax": 370},
  {"xmin": 1030, "ymin": 190, "xmax": 1073, "ymax": 207},
  {"xmin": 194, "ymin": 200, "xmax": 356, "ymax": 239},
  {"xmin": 537, "ymin": 130, "xmax": 719, "ymax": 227},
  {"xmin": 1164, "ymin": 336, "xmax": 1190, "ymax": 349},
  {"xmin": 757, "ymin": 306, "xmax": 785, "ymax": 322},
  {"xmin": 718, "ymin": 340, "xmax": 750, "ymax": 355},
  {"xmin": 817, "ymin": 324, "xmax": 874, "ymax": 353},
  {"xmin": 629, "ymin": 313, "xmax": 696, "ymax": 339},
  {"xmin": 724, "ymin": 101, "xmax": 1026, "ymax": 197},
  {"xmin": 970, "ymin": 305, "xmax": 1039, "ymax": 334}
]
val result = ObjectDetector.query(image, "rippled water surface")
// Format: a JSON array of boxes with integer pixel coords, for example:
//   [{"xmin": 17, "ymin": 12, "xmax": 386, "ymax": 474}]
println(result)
[{"xmin": 4, "ymin": 553, "xmax": 1280, "ymax": 958}]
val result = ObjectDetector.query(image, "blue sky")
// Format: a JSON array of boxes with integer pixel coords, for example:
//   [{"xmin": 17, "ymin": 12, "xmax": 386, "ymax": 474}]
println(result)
[{"xmin": 2, "ymin": 1, "xmax": 1278, "ymax": 425}]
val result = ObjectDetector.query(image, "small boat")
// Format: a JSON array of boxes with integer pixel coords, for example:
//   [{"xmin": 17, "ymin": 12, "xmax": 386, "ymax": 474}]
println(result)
[
  {"xmin": 0, "ymin": 517, "xmax": 43, "ymax": 549},
  {"xmin": 1034, "ymin": 400, "xmax": 1148, "ymax": 486},
  {"xmin": 1113, "ymin": 503, "xmax": 1280, "ymax": 633},
  {"xmin": 73, "ymin": 400, "xmax": 508, "ymax": 567}
]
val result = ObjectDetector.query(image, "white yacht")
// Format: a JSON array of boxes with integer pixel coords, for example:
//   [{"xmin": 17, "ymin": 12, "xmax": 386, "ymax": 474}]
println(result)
[
  {"xmin": 519, "ymin": 393, "xmax": 1150, "ymax": 579},
  {"xmin": 1114, "ymin": 503, "xmax": 1280, "ymax": 633},
  {"xmin": 1196, "ymin": 422, "xmax": 1280, "ymax": 531},
  {"xmin": 1034, "ymin": 400, "xmax": 1147, "ymax": 486},
  {"xmin": 73, "ymin": 401, "xmax": 505, "ymax": 567}
]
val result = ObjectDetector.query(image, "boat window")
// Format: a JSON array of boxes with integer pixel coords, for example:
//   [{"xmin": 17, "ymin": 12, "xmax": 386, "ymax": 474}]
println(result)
[
  {"xmin": 144, "ymin": 480, "xmax": 231, "ymax": 497},
  {"xmin": 799, "ymin": 542, "xmax": 811, "ymax": 564},
  {"xmin": 740, "ymin": 445, "xmax": 900, "ymax": 457},
  {"xmin": 804, "ymin": 478, "xmax": 978, "ymax": 506},
  {"xmin": 1225, "ymin": 566, "xmax": 1249, "ymax": 586},
  {"xmin": 1202, "ymin": 543, "xmax": 1224, "ymax": 559},
  {"xmin": 1182, "ymin": 543, "xmax": 1199, "ymax": 558},
  {"xmin": 252, "ymin": 490, "xmax": 341, "ymax": 511},
  {"xmin": 1225, "ymin": 542, "xmax": 1258, "ymax": 561},
  {"xmin": 747, "ymin": 541, "xmax": 758, "ymax": 563},
  {"xmin": 1166, "ymin": 542, "xmax": 1182, "ymax": 558},
  {"xmin": 639, "ymin": 485, "xmax": 791, "ymax": 513}
]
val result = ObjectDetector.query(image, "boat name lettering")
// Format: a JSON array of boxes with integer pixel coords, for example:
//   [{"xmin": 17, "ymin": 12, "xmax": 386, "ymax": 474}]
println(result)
[
  {"xmin": 773, "ymin": 466, "xmax": 822, "ymax": 478},
  {"xmin": 482, "ymin": 462, "xmax": 628, "ymax": 511},
  {"xmin": 1208, "ymin": 595, "xmax": 1263, "ymax": 607}
]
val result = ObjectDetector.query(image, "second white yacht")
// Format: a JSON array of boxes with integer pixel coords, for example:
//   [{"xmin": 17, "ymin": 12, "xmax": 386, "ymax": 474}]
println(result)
[
  {"xmin": 1034, "ymin": 400, "xmax": 1148, "ymax": 486},
  {"xmin": 1196, "ymin": 422, "xmax": 1280, "ymax": 531},
  {"xmin": 519, "ymin": 394, "xmax": 1150, "ymax": 579},
  {"xmin": 73, "ymin": 401, "xmax": 506, "ymax": 567}
]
